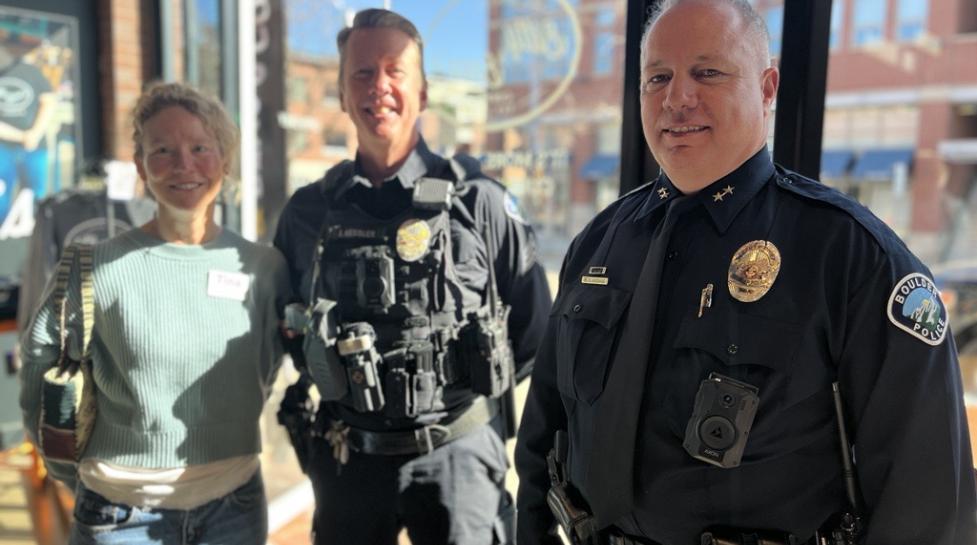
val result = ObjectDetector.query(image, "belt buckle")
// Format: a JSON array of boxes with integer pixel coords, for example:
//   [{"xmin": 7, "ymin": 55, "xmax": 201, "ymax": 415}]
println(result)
[{"xmin": 414, "ymin": 424, "xmax": 450, "ymax": 454}]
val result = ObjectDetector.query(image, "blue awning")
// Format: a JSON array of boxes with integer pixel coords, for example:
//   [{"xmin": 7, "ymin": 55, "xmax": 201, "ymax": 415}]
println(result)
[
  {"xmin": 580, "ymin": 154, "xmax": 620, "ymax": 179},
  {"xmin": 851, "ymin": 148, "xmax": 914, "ymax": 180},
  {"xmin": 820, "ymin": 149, "xmax": 854, "ymax": 179}
]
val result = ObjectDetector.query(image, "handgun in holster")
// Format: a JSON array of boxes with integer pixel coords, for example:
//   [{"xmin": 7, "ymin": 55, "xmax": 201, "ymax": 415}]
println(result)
[
  {"xmin": 813, "ymin": 512, "xmax": 861, "ymax": 545},
  {"xmin": 546, "ymin": 430, "xmax": 599, "ymax": 545},
  {"xmin": 277, "ymin": 373, "xmax": 316, "ymax": 473}
]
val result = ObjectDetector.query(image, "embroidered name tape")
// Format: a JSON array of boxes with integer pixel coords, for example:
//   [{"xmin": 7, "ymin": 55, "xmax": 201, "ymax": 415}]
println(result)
[
  {"xmin": 207, "ymin": 270, "xmax": 250, "ymax": 301},
  {"xmin": 887, "ymin": 272, "xmax": 947, "ymax": 346}
]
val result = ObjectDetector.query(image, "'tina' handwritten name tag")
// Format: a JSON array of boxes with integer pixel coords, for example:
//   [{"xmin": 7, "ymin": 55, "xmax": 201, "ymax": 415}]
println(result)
[{"xmin": 207, "ymin": 270, "xmax": 250, "ymax": 301}]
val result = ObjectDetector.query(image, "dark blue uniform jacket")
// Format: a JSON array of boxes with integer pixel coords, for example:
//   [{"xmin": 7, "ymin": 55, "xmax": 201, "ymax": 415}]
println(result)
[
  {"xmin": 273, "ymin": 138, "xmax": 551, "ymax": 431},
  {"xmin": 515, "ymin": 148, "xmax": 977, "ymax": 545}
]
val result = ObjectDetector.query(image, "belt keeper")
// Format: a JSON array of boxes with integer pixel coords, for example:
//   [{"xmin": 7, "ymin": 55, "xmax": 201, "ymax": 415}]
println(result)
[{"xmin": 415, "ymin": 424, "xmax": 450, "ymax": 454}]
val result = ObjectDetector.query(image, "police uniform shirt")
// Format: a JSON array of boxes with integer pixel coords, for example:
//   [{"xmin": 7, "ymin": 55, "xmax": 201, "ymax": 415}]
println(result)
[
  {"xmin": 274, "ymin": 137, "xmax": 551, "ymax": 431},
  {"xmin": 515, "ymin": 147, "xmax": 976, "ymax": 545}
]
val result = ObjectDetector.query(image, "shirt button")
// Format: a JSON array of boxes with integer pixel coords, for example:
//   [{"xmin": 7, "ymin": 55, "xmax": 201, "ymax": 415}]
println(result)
[
  {"xmin": 727, "ymin": 344, "xmax": 738, "ymax": 355},
  {"xmin": 667, "ymin": 251, "xmax": 679, "ymax": 260},
  {"xmin": 572, "ymin": 304, "xmax": 582, "ymax": 313}
]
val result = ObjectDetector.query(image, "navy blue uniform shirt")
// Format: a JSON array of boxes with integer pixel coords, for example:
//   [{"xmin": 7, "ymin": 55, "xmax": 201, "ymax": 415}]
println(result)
[
  {"xmin": 273, "ymin": 137, "xmax": 551, "ymax": 431},
  {"xmin": 515, "ymin": 148, "xmax": 976, "ymax": 545}
]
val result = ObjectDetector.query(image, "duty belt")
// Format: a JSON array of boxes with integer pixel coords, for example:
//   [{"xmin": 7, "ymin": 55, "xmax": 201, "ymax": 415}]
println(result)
[
  {"xmin": 346, "ymin": 396, "xmax": 498, "ymax": 456},
  {"xmin": 601, "ymin": 529, "xmax": 662, "ymax": 545}
]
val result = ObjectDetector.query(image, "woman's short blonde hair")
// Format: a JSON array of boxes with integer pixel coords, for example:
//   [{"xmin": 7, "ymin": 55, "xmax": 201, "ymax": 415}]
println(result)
[{"xmin": 131, "ymin": 82, "xmax": 239, "ymax": 170}]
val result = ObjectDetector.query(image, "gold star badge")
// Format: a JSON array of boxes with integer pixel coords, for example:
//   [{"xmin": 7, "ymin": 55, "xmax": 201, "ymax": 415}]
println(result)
[
  {"xmin": 658, "ymin": 187, "xmax": 670, "ymax": 200},
  {"xmin": 712, "ymin": 185, "xmax": 735, "ymax": 202}
]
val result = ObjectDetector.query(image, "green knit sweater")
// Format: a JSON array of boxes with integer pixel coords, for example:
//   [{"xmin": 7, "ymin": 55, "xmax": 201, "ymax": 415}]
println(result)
[{"xmin": 20, "ymin": 227, "xmax": 288, "ymax": 478}]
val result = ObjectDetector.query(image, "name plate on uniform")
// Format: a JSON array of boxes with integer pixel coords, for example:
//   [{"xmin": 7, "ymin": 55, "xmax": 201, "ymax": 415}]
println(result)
[{"xmin": 581, "ymin": 275, "xmax": 609, "ymax": 286}]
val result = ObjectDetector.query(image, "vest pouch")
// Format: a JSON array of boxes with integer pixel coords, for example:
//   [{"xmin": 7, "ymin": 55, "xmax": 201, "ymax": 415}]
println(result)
[
  {"xmin": 383, "ymin": 355, "xmax": 413, "ymax": 418},
  {"xmin": 382, "ymin": 342, "xmax": 444, "ymax": 418},
  {"xmin": 463, "ymin": 310, "xmax": 515, "ymax": 398},
  {"xmin": 409, "ymin": 341, "xmax": 442, "ymax": 414}
]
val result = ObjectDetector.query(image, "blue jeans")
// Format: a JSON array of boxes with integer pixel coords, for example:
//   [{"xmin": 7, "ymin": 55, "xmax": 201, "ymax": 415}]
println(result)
[{"xmin": 68, "ymin": 471, "xmax": 267, "ymax": 545}]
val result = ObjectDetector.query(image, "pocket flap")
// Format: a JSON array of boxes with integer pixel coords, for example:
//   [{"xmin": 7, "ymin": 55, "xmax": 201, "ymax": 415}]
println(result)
[
  {"xmin": 552, "ymin": 284, "xmax": 632, "ymax": 330},
  {"xmin": 674, "ymin": 311, "xmax": 800, "ymax": 370}
]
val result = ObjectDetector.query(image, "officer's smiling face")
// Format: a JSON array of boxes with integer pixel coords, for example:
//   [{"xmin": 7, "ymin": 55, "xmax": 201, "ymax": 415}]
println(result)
[
  {"xmin": 640, "ymin": 0, "xmax": 778, "ymax": 194},
  {"xmin": 340, "ymin": 27, "xmax": 427, "ymax": 155}
]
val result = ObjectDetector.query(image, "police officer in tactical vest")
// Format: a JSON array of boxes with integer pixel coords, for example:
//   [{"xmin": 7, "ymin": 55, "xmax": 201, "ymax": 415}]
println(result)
[{"xmin": 273, "ymin": 9, "xmax": 551, "ymax": 545}]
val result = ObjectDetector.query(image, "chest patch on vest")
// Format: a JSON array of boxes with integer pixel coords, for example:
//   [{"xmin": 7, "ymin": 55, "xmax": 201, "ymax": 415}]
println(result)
[
  {"xmin": 887, "ymin": 273, "xmax": 948, "ymax": 346},
  {"xmin": 396, "ymin": 218, "xmax": 432, "ymax": 262}
]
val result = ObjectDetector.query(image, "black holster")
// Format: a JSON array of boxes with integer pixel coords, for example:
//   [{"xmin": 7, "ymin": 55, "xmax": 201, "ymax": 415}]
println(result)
[
  {"xmin": 547, "ymin": 430, "xmax": 599, "ymax": 545},
  {"xmin": 277, "ymin": 374, "xmax": 316, "ymax": 473}
]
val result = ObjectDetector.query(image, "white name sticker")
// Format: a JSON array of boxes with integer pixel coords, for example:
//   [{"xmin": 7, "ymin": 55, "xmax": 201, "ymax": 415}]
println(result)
[{"xmin": 207, "ymin": 270, "xmax": 250, "ymax": 301}]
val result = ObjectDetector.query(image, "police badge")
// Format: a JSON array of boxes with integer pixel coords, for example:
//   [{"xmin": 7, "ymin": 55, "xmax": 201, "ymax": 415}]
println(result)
[
  {"xmin": 887, "ymin": 273, "xmax": 948, "ymax": 346},
  {"xmin": 727, "ymin": 240, "xmax": 781, "ymax": 303},
  {"xmin": 396, "ymin": 218, "xmax": 432, "ymax": 262}
]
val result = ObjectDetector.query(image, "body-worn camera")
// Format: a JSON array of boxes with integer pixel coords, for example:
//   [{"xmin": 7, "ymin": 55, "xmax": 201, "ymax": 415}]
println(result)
[
  {"xmin": 683, "ymin": 372, "xmax": 759, "ymax": 469},
  {"xmin": 340, "ymin": 246, "xmax": 396, "ymax": 313},
  {"xmin": 336, "ymin": 322, "xmax": 385, "ymax": 412}
]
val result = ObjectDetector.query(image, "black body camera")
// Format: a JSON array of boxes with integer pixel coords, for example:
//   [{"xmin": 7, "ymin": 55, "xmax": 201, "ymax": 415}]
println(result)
[
  {"xmin": 683, "ymin": 372, "xmax": 759, "ymax": 469},
  {"xmin": 340, "ymin": 246, "xmax": 396, "ymax": 313}
]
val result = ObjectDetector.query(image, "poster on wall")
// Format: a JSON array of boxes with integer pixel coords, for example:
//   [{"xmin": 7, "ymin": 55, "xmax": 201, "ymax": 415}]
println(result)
[{"xmin": 0, "ymin": 6, "xmax": 82, "ymax": 241}]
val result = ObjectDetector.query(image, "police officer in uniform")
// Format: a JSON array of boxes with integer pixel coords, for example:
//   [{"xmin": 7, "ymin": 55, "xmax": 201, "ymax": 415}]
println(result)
[
  {"xmin": 273, "ymin": 9, "xmax": 550, "ymax": 545},
  {"xmin": 515, "ymin": 1, "xmax": 977, "ymax": 544}
]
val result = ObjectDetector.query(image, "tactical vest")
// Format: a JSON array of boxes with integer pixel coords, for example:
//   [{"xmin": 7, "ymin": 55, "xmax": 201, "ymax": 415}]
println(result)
[{"xmin": 302, "ymin": 160, "xmax": 514, "ymax": 419}]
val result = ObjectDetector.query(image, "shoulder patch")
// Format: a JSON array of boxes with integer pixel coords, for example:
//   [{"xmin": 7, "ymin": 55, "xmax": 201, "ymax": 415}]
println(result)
[
  {"xmin": 886, "ymin": 273, "xmax": 948, "ymax": 346},
  {"xmin": 503, "ymin": 191, "xmax": 528, "ymax": 224}
]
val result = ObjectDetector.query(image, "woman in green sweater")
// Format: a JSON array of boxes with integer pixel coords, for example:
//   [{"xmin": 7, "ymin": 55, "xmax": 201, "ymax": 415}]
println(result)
[{"xmin": 20, "ymin": 81, "xmax": 289, "ymax": 545}]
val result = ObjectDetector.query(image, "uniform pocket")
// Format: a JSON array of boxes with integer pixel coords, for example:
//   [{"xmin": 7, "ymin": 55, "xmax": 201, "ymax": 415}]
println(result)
[
  {"xmin": 673, "ymin": 310, "xmax": 800, "ymax": 371},
  {"xmin": 552, "ymin": 284, "xmax": 631, "ymax": 404},
  {"xmin": 663, "ymin": 308, "xmax": 803, "ymax": 437}
]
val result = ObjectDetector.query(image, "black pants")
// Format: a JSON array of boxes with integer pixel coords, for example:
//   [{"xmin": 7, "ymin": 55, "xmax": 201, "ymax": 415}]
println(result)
[{"xmin": 307, "ymin": 422, "xmax": 513, "ymax": 545}]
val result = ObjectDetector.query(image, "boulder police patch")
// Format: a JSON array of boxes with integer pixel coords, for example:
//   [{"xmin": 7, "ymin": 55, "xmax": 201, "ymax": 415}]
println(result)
[
  {"xmin": 886, "ymin": 273, "xmax": 948, "ymax": 346},
  {"xmin": 503, "ymin": 191, "xmax": 528, "ymax": 224}
]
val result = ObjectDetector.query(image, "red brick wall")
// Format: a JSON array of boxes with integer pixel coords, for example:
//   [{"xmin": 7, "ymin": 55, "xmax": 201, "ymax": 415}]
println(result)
[{"xmin": 96, "ymin": 0, "xmax": 171, "ymax": 161}]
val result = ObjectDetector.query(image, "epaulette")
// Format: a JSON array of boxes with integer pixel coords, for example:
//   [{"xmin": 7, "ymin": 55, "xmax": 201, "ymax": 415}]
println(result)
[
  {"xmin": 449, "ymin": 153, "xmax": 483, "ymax": 182},
  {"xmin": 622, "ymin": 179, "xmax": 657, "ymax": 200},
  {"xmin": 318, "ymin": 160, "xmax": 355, "ymax": 195},
  {"xmin": 774, "ymin": 166, "xmax": 896, "ymax": 253}
]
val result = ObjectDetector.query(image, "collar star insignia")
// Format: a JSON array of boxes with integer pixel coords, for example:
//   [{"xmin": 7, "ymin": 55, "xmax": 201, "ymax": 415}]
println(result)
[
  {"xmin": 658, "ymin": 187, "xmax": 670, "ymax": 200},
  {"xmin": 712, "ymin": 185, "xmax": 735, "ymax": 202}
]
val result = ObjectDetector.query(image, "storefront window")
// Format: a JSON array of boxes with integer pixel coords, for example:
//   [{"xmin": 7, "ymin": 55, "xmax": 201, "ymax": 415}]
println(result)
[
  {"xmin": 0, "ymin": 7, "xmax": 82, "ymax": 244},
  {"xmin": 822, "ymin": 0, "xmax": 977, "ymax": 460},
  {"xmin": 184, "ymin": 0, "xmax": 223, "ymax": 99}
]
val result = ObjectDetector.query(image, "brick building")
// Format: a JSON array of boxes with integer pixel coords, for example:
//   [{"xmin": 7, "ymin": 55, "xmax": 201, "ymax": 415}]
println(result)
[{"xmin": 757, "ymin": 0, "xmax": 977, "ymax": 261}]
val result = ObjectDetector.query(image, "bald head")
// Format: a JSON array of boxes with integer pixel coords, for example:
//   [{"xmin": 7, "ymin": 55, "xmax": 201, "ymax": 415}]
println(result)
[{"xmin": 641, "ymin": 0, "xmax": 771, "ymax": 73}]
